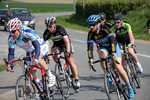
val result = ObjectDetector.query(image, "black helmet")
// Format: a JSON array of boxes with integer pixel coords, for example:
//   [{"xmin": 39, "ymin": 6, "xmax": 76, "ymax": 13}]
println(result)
[
  {"xmin": 113, "ymin": 13, "xmax": 123, "ymax": 20},
  {"xmin": 98, "ymin": 13, "xmax": 106, "ymax": 20},
  {"xmin": 45, "ymin": 17, "xmax": 56, "ymax": 26}
]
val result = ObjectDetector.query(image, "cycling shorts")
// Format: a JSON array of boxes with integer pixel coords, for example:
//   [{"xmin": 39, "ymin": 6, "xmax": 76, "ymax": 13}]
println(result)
[
  {"xmin": 98, "ymin": 43, "xmax": 121, "ymax": 61},
  {"xmin": 51, "ymin": 43, "xmax": 74, "ymax": 56}
]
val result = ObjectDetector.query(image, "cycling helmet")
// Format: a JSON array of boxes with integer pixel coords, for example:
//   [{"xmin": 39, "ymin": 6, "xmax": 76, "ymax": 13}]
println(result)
[
  {"xmin": 7, "ymin": 18, "xmax": 22, "ymax": 32},
  {"xmin": 113, "ymin": 13, "xmax": 123, "ymax": 20},
  {"xmin": 98, "ymin": 13, "xmax": 106, "ymax": 20},
  {"xmin": 45, "ymin": 17, "xmax": 56, "ymax": 26},
  {"xmin": 87, "ymin": 14, "xmax": 101, "ymax": 24}
]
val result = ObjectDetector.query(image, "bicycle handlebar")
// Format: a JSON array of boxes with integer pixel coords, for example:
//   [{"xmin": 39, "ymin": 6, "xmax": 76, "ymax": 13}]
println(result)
[
  {"xmin": 3, "ymin": 56, "xmax": 30, "ymax": 73},
  {"xmin": 89, "ymin": 54, "xmax": 120, "ymax": 72}
]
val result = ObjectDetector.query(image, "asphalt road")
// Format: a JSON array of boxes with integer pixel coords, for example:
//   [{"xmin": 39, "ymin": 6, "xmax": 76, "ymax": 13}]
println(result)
[{"xmin": 0, "ymin": 12, "xmax": 150, "ymax": 100}]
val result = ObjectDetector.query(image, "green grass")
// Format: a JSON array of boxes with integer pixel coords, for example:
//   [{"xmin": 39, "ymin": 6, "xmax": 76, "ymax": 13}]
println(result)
[
  {"xmin": 0, "ymin": 2, "xmax": 74, "ymax": 13},
  {"xmin": 0, "ymin": 64, "xmax": 5, "ymax": 72},
  {"xmin": 57, "ymin": 3, "xmax": 150, "ymax": 41}
]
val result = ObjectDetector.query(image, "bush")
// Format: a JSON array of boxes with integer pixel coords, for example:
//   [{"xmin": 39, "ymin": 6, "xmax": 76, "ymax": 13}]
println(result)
[{"xmin": 76, "ymin": 0, "xmax": 147, "ymax": 19}]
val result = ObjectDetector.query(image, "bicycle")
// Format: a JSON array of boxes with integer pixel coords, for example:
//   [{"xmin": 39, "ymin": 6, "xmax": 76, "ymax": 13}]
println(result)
[
  {"xmin": 46, "ymin": 50, "xmax": 79, "ymax": 98},
  {"xmin": 90, "ymin": 54, "xmax": 129, "ymax": 100},
  {"xmin": 3, "ymin": 54, "xmax": 64, "ymax": 100},
  {"xmin": 122, "ymin": 44, "xmax": 141, "ymax": 90}
]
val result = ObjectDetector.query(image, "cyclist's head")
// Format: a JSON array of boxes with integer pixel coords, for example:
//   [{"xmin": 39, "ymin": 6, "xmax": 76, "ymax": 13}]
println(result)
[
  {"xmin": 87, "ymin": 14, "xmax": 101, "ymax": 32},
  {"xmin": 113, "ymin": 13, "xmax": 123, "ymax": 20},
  {"xmin": 87, "ymin": 14, "xmax": 101, "ymax": 24},
  {"xmin": 45, "ymin": 17, "xmax": 56, "ymax": 26},
  {"xmin": 7, "ymin": 17, "xmax": 22, "ymax": 32},
  {"xmin": 98, "ymin": 13, "xmax": 106, "ymax": 21}
]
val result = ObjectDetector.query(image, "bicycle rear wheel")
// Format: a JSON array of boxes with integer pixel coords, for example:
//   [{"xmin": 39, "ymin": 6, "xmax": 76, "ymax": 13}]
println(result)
[
  {"xmin": 15, "ymin": 75, "xmax": 37, "ymax": 100},
  {"xmin": 49, "ymin": 71, "xmax": 64, "ymax": 100},
  {"xmin": 55, "ymin": 63, "xmax": 70, "ymax": 98},
  {"xmin": 104, "ymin": 71, "xmax": 120, "ymax": 100},
  {"xmin": 132, "ymin": 61, "xmax": 141, "ymax": 88}
]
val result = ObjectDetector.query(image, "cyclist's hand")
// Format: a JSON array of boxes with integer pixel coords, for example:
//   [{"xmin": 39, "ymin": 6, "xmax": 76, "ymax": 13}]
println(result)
[
  {"xmin": 6, "ymin": 65, "xmax": 13, "ymax": 72},
  {"xmin": 131, "ymin": 44, "xmax": 136, "ymax": 49},
  {"xmin": 6, "ymin": 65, "xmax": 11, "ymax": 71},
  {"xmin": 65, "ymin": 52, "xmax": 70, "ymax": 58},
  {"xmin": 112, "ymin": 53, "xmax": 117, "ymax": 59},
  {"xmin": 88, "ymin": 59, "xmax": 93, "ymax": 67},
  {"xmin": 44, "ymin": 56, "xmax": 50, "ymax": 64}
]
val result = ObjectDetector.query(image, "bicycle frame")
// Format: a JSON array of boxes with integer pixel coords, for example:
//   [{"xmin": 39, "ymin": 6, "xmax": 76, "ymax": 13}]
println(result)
[{"xmin": 91, "ymin": 55, "xmax": 129, "ymax": 100}]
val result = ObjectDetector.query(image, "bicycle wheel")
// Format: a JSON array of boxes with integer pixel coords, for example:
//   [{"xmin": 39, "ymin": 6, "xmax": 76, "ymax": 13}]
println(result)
[
  {"xmin": 16, "ymin": 75, "xmax": 37, "ymax": 100},
  {"xmin": 49, "ymin": 71, "xmax": 64, "ymax": 100},
  {"xmin": 132, "ymin": 60, "xmax": 141, "ymax": 88},
  {"xmin": 125, "ymin": 59, "xmax": 136, "ymax": 94},
  {"xmin": 55, "ymin": 63, "xmax": 70, "ymax": 98},
  {"xmin": 104, "ymin": 71, "xmax": 120, "ymax": 100}
]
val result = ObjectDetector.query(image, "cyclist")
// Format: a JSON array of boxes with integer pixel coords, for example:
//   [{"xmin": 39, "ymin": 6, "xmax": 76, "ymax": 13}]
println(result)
[
  {"xmin": 111, "ymin": 13, "xmax": 143, "ymax": 74},
  {"xmin": 147, "ymin": 20, "xmax": 150, "ymax": 37},
  {"xmin": 6, "ymin": 18, "xmax": 55, "ymax": 87},
  {"xmin": 98, "ymin": 12, "xmax": 112, "ymax": 28},
  {"xmin": 43, "ymin": 17, "xmax": 80, "ymax": 91},
  {"xmin": 87, "ymin": 14, "xmax": 134, "ymax": 99}
]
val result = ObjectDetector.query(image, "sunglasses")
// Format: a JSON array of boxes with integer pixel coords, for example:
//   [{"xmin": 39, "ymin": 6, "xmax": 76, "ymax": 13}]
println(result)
[
  {"xmin": 114, "ymin": 21, "xmax": 121, "ymax": 24},
  {"xmin": 89, "ymin": 24, "xmax": 96, "ymax": 27},
  {"xmin": 10, "ymin": 30, "xmax": 16, "ymax": 33}
]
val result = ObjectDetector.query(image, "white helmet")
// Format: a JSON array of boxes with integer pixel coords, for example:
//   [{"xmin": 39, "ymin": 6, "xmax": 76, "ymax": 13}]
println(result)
[
  {"xmin": 7, "ymin": 18, "xmax": 22, "ymax": 32},
  {"xmin": 45, "ymin": 17, "xmax": 56, "ymax": 26}
]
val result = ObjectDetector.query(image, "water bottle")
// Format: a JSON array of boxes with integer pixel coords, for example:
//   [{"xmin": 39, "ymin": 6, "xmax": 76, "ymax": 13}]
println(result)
[{"xmin": 34, "ymin": 77, "xmax": 42, "ymax": 88}]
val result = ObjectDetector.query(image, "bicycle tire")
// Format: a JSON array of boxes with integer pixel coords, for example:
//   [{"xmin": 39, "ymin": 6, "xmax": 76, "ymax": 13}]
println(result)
[
  {"xmin": 104, "ymin": 71, "xmax": 120, "ymax": 100},
  {"xmin": 15, "ymin": 75, "xmax": 37, "ymax": 100},
  {"xmin": 49, "ymin": 71, "xmax": 65, "ymax": 100},
  {"xmin": 132, "ymin": 60, "xmax": 141, "ymax": 88},
  {"xmin": 125, "ymin": 58, "xmax": 136, "ymax": 94},
  {"xmin": 55, "ymin": 63, "xmax": 70, "ymax": 98}
]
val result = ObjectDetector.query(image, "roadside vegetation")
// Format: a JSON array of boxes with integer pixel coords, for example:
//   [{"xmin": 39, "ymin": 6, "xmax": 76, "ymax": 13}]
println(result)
[
  {"xmin": 57, "ymin": 1, "xmax": 150, "ymax": 41},
  {"xmin": 0, "ymin": 0, "xmax": 74, "ymax": 13},
  {"xmin": 0, "ymin": 64, "xmax": 5, "ymax": 72}
]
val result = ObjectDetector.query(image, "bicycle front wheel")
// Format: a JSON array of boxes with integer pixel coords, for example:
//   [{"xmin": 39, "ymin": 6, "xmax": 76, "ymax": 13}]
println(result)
[
  {"xmin": 15, "ymin": 75, "xmax": 37, "ymax": 100},
  {"xmin": 49, "ymin": 71, "xmax": 64, "ymax": 100},
  {"xmin": 104, "ymin": 71, "xmax": 120, "ymax": 100},
  {"xmin": 55, "ymin": 63, "xmax": 70, "ymax": 98}
]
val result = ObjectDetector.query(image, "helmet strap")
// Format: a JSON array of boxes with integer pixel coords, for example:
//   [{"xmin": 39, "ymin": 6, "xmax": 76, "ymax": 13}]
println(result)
[{"xmin": 96, "ymin": 23, "xmax": 100, "ymax": 33}]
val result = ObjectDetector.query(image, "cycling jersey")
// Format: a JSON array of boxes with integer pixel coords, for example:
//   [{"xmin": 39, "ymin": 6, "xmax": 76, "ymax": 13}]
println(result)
[
  {"xmin": 8, "ymin": 28, "xmax": 47, "ymax": 64},
  {"xmin": 104, "ymin": 20, "xmax": 112, "ymax": 28},
  {"xmin": 111, "ymin": 21, "xmax": 132, "ymax": 43},
  {"xmin": 87, "ymin": 25, "xmax": 118, "ymax": 59},
  {"xmin": 147, "ymin": 20, "xmax": 150, "ymax": 29},
  {"xmin": 43, "ymin": 25, "xmax": 74, "ymax": 54}
]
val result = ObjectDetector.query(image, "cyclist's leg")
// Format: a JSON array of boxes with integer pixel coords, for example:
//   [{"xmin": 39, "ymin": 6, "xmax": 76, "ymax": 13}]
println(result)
[
  {"xmin": 39, "ymin": 44, "xmax": 55, "ymax": 87},
  {"xmin": 127, "ymin": 44, "xmax": 143, "ymax": 73},
  {"xmin": 64, "ymin": 44, "xmax": 80, "ymax": 91},
  {"xmin": 26, "ymin": 52, "xmax": 37, "ymax": 78},
  {"xmin": 114, "ymin": 43, "xmax": 134, "ymax": 99},
  {"xmin": 97, "ymin": 47, "xmax": 108, "ymax": 71}
]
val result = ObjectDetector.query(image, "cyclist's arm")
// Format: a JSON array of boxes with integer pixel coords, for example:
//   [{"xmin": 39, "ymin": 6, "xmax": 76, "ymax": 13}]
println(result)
[
  {"xmin": 32, "ymin": 39, "xmax": 40, "ymax": 62},
  {"xmin": 126, "ymin": 23, "xmax": 134, "ymax": 44},
  {"xmin": 128, "ymin": 31, "xmax": 134, "ymax": 45},
  {"xmin": 108, "ymin": 33, "xmax": 117, "ymax": 53}
]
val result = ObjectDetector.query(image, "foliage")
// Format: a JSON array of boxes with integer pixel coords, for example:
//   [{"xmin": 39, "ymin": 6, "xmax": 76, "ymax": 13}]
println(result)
[{"xmin": 76, "ymin": 0, "xmax": 148, "ymax": 19}]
